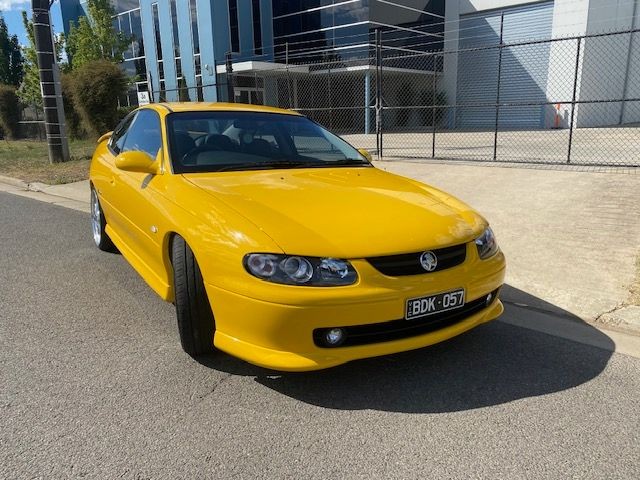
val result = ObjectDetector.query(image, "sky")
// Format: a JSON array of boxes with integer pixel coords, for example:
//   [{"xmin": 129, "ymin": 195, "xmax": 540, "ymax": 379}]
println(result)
[{"xmin": 0, "ymin": 0, "xmax": 64, "ymax": 45}]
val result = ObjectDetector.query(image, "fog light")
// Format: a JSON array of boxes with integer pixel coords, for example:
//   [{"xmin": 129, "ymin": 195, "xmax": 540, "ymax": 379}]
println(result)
[
  {"xmin": 486, "ymin": 292, "xmax": 493, "ymax": 306},
  {"xmin": 324, "ymin": 328, "xmax": 345, "ymax": 346}
]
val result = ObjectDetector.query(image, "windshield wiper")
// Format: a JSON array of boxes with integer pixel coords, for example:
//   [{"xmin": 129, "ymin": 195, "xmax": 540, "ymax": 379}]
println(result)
[
  {"xmin": 326, "ymin": 158, "xmax": 371, "ymax": 166},
  {"xmin": 214, "ymin": 158, "xmax": 370, "ymax": 172},
  {"xmin": 215, "ymin": 160, "xmax": 323, "ymax": 172}
]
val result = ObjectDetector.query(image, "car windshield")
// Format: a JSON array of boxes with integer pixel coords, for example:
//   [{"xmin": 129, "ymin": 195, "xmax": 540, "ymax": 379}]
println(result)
[{"xmin": 166, "ymin": 111, "xmax": 370, "ymax": 173}]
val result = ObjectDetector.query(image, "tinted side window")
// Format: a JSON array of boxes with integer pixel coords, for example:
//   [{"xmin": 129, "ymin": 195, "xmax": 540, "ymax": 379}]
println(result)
[
  {"xmin": 121, "ymin": 109, "xmax": 162, "ymax": 159},
  {"xmin": 109, "ymin": 114, "xmax": 135, "ymax": 155}
]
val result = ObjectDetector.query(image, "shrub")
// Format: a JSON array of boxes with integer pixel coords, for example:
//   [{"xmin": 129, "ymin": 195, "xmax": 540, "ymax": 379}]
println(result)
[
  {"xmin": 0, "ymin": 84, "xmax": 20, "ymax": 139},
  {"xmin": 117, "ymin": 105, "xmax": 136, "ymax": 122},
  {"xmin": 61, "ymin": 73, "xmax": 86, "ymax": 139},
  {"xmin": 69, "ymin": 60, "xmax": 127, "ymax": 137}
]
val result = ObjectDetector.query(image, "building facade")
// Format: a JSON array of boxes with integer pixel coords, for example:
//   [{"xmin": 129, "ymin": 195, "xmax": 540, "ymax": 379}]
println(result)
[
  {"xmin": 443, "ymin": 0, "xmax": 640, "ymax": 128},
  {"xmin": 59, "ymin": 1, "xmax": 639, "ymax": 130},
  {"xmin": 59, "ymin": 0, "xmax": 446, "ymax": 106}
]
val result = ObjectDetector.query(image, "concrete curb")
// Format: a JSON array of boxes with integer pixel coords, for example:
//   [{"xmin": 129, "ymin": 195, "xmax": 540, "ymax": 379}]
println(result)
[
  {"xmin": 0, "ymin": 175, "xmax": 90, "ymax": 213},
  {"xmin": 0, "ymin": 174, "xmax": 29, "ymax": 190}
]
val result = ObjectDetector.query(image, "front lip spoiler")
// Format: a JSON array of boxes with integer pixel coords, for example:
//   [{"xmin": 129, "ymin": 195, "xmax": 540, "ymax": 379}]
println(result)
[
  {"xmin": 313, "ymin": 288, "xmax": 501, "ymax": 348},
  {"xmin": 213, "ymin": 299, "xmax": 504, "ymax": 372}
]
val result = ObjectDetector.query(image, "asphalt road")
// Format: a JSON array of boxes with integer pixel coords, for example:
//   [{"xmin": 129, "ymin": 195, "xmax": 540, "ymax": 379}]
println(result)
[{"xmin": 1, "ymin": 191, "xmax": 639, "ymax": 479}]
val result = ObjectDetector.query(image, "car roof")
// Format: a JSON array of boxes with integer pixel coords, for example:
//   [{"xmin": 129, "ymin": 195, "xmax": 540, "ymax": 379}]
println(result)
[{"xmin": 150, "ymin": 102, "xmax": 303, "ymax": 116}]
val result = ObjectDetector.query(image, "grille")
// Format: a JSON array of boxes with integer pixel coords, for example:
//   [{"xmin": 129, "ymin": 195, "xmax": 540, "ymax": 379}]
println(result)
[
  {"xmin": 366, "ymin": 243, "xmax": 467, "ymax": 276},
  {"xmin": 313, "ymin": 288, "xmax": 500, "ymax": 348}
]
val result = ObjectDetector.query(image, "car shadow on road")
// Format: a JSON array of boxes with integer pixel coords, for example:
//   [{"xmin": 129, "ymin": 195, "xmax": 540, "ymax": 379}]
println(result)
[{"xmin": 198, "ymin": 285, "xmax": 614, "ymax": 413}]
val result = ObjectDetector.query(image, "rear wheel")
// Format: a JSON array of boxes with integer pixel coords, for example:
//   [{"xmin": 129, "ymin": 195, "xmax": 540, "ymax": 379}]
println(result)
[
  {"xmin": 171, "ymin": 235, "xmax": 217, "ymax": 356},
  {"xmin": 90, "ymin": 186, "xmax": 117, "ymax": 252}
]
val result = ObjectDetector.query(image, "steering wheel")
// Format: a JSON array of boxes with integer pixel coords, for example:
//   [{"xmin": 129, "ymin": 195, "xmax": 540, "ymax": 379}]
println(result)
[{"xmin": 181, "ymin": 144, "xmax": 221, "ymax": 165}]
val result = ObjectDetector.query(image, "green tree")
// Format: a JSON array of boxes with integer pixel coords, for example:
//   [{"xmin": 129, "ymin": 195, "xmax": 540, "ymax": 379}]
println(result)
[
  {"xmin": 178, "ymin": 77, "xmax": 191, "ymax": 102},
  {"xmin": 18, "ymin": 11, "xmax": 65, "ymax": 108},
  {"xmin": 65, "ymin": 0, "xmax": 130, "ymax": 69},
  {"xmin": 0, "ymin": 16, "xmax": 24, "ymax": 87}
]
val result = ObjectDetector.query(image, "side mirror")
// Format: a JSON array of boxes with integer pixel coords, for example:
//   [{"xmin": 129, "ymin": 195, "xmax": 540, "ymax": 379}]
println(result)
[
  {"xmin": 97, "ymin": 131, "xmax": 112, "ymax": 144},
  {"xmin": 115, "ymin": 151, "xmax": 160, "ymax": 174},
  {"xmin": 358, "ymin": 148, "xmax": 373, "ymax": 162}
]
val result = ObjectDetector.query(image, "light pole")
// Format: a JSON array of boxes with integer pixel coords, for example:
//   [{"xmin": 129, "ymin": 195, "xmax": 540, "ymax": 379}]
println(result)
[{"xmin": 31, "ymin": 0, "xmax": 69, "ymax": 163}]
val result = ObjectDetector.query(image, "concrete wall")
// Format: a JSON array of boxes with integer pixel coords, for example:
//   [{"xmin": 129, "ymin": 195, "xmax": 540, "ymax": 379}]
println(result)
[
  {"xmin": 578, "ymin": 0, "xmax": 640, "ymax": 126},
  {"xmin": 458, "ymin": 0, "xmax": 547, "ymax": 15},
  {"xmin": 544, "ymin": 0, "xmax": 589, "ymax": 127}
]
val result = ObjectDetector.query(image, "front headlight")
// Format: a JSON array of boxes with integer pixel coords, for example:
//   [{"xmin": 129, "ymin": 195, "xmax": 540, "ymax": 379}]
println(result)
[
  {"xmin": 475, "ymin": 227, "xmax": 499, "ymax": 259},
  {"xmin": 244, "ymin": 254, "xmax": 358, "ymax": 286}
]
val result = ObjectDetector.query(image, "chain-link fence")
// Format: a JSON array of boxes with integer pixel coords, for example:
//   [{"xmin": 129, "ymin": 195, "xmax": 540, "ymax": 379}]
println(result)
[
  {"xmin": 15, "ymin": 104, "xmax": 46, "ymax": 140},
  {"xmin": 219, "ymin": 27, "xmax": 640, "ymax": 167}
]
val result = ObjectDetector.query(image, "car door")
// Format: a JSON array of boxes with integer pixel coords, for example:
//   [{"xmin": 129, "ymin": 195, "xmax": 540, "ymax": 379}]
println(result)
[
  {"xmin": 92, "ymin": 112, "xmax": 136, "ymax": 237},
  {"xmin": 108, "ymin": 109, "xmax": 166, "ymax": 280}
]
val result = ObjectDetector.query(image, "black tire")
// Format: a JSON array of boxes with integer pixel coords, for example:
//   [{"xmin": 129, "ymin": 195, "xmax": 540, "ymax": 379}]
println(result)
[
  {"xmin": 90, "ymin": 186, "xmax": 117, "ymax": 253},
  {"xmin": 171, "ymin": 235, "xmax": 216, "ymax": 356}
]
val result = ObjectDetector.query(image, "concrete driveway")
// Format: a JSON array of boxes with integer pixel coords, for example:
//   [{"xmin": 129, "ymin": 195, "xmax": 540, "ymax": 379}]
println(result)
[
  {"xmin": 343, "ymin": 127, "xmax": 640, "ymax": 166},
  {"xmin": 377, "ymin": 161, "xmax": 640, "ymax": 329}
]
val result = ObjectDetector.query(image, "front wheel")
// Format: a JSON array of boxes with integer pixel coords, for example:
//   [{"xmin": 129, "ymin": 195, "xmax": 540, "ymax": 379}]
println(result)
[
  {"xmin": 171, "ymin": 235, "xmax": 217, "ymax": 356},
  {"xmin": 90, "ymin": 186, "xmax": 117, "ymax": 252}
]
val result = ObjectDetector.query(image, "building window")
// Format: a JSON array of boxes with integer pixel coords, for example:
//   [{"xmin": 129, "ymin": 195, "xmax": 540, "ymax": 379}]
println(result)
[
  {"xmin": 190, "ymin": 0, "xmax": 199, "ymax": 55},
  {"xmin": 170, "ymin": 0, "xmax": 180, "ymax": 57},
  {"xmin": 229, "ymin": 0, "xmax": 240, "ymax": 52},
  {"xmin": 152, "ymin": 3, "xmax": 162, "ymax": 61},
  {"xmin": 196, "ymin": 75, "xmax": 204, "ymax": 101},
  {"xmin": 251, "ymin": 0, "xmax": 262, "ymax": 55},
  {"xmin": 130, "ymin": 9, "xmax": 144, "ymax": 57}
]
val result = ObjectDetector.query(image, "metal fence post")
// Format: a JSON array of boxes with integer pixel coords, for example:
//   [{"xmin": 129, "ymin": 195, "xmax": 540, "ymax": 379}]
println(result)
[
  {"xmin": 327, "ymin": 58, "xmax": 333, "ymax": 130},
  {"xmin": 493, "ymin": 12, "xmax": 504, "ymax": 161},
  {"xmin": 286, "ymin": 42, "xmax": 294, "ymax": 109},
  {"xmin": 375, "ymin": 28, "xmax": 383, "ymax": 160},
  {"xmin": 225, "ymin": 52, "xmax": 234, "ymax": 102},
  {"xmin": 567, "ymin": 37, "xmax": 582, "ymax": 164},
  {"xmin": 432, "ymin": 53, "xmax": 438, "ymax": 158}
]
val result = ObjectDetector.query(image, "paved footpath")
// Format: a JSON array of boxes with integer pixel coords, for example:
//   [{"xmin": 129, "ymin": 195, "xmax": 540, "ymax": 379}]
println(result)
[{"xmin": 1, "ymin": 184, "xmax": 640, "ymax": 478}]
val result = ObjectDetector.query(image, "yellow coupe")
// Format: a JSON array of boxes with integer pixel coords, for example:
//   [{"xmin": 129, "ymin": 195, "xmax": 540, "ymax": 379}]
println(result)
[{"xmin": 90, "ymin": 103, "xmax": 505, "ymax": 371}]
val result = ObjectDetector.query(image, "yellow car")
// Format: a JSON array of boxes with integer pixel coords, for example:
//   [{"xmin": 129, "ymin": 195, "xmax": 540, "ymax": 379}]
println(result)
[{"xmin": 90, "ymin": 102, "xmax": 505, "ymax": 371}]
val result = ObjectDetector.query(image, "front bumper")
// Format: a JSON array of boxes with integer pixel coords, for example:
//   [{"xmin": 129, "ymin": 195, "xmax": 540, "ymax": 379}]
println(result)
[{"xmin": 206, "ymin": 248, "xmax": 506, "ymax": 371}]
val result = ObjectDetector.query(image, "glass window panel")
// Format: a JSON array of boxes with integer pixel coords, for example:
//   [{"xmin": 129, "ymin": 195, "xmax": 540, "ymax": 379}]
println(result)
[
  {"xmin": 152, "ymin": 3, "xmax": 162, "ymax": 60},
  {"xmin": 134, "ymin": 58, "xmax": 146, "ymax": 77},
  {"xmin": 252, "ymin": 0, "xmax": 262, "ymax": 55},
  {"xmin": 118, "ymin": 13, "xmax": 132, "ymax": 59},
  {"xmin": 122, "ymin": 60, "xmax": 137, "ymax": 76},
  {"xmin": 229, "ymin": 0, "xmax": 240, "ymax": 52},
  {"xmin": 196, "ymin": 76, "xmax": 204, "ymax": 101},
  {"xmin": 170, "ymin": 0, "xmax": 180, "ymax": 57},
  {"xmin": 121, "ymin": 109, "xmax": 163, "ymax": 159},
  {"xmin": 131, "ymin": 9, "xmax": 144, "ymax": 57},
  {"xmin": 113, "ymin": 0, "xmax": 139, "ymax": 14},
  {"xmin": 190, "ymin": 0, "xmax": 199, "ymax": 55},
  {"xmin": 109, "ymin": 113, "xmax": 136, "ymax": 154}
]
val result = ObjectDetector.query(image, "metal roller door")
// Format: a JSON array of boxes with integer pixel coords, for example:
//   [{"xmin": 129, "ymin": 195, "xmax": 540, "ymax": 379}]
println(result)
[{"xmin": 456, "ymin": 1, "xmax": 554, "ymax": 129}]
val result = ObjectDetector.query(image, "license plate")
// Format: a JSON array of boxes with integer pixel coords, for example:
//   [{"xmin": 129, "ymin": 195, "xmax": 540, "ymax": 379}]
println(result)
[{"xmin": 405, "ymin": 289, "xmax": 465, "ymax": 320}]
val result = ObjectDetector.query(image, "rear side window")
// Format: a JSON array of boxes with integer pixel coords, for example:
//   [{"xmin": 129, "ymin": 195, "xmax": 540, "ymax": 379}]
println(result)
[{"xmin": 121, "ymin": 109, "xmax": 162, "ymax": 159}]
